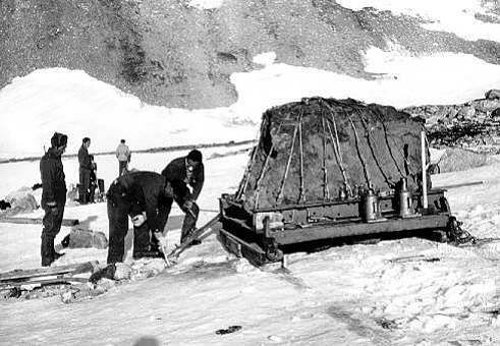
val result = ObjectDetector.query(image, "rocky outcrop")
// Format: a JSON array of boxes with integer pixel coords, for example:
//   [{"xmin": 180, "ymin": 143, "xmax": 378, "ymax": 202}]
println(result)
[{"xmin": 404, "ymin": 91, "xmax": 500, "ymax": 154}]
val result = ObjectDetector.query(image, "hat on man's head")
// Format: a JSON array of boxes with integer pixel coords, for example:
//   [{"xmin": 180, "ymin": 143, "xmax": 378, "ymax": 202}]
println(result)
[
  {"xmin": 51, "ymin": 132, "xmax": 68, "ymax": 148},
  {"xmin": 187, "ymin": 149, "xmax": 202, "ymax": 163}
]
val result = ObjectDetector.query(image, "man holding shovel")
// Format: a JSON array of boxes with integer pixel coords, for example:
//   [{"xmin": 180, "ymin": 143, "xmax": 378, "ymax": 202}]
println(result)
[{"xmin": 161, "ymin": 149, "xmax": 204, "ymax": 245}]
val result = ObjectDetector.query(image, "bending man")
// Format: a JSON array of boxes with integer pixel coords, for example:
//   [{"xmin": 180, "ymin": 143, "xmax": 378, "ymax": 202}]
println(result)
[{"xmin": 106, "ymin": 171, "xmax": 174, "ymax": 264}]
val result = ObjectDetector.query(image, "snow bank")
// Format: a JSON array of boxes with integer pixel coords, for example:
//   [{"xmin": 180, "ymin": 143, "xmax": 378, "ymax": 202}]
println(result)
[
  {"xmin": 231, "ymin": 47, "xmax": 500, "ymax": 123},
  {"xmin": 2, "ymin": 47, "xmax": 500, "ymax": 160},
  {"xmin": 336, "ymin": 0, "xmax": 500, "ymax": 42},
  {"xmin": 0, "ymin": 69, "xmax": 255, "ymax": 159}
]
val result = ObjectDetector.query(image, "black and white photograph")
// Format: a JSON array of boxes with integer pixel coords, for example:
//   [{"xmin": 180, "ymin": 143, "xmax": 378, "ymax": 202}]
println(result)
[{"xmin": 0, "ymin": 0, "xmax": 499, "ymax": 344}]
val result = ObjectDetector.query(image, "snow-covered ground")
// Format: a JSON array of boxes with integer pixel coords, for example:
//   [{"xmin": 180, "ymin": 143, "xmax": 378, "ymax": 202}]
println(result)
[
  {"xmin": 1, "ymin": 149, "xmax": 499, "ymax": 345},
  {"xmin": 1, "ymin": 0, "xmax": 499, "ymax": 344}
]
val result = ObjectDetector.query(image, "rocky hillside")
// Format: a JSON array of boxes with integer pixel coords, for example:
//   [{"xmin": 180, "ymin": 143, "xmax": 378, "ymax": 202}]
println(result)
[
  {"xmin": 404, "ymin": 90, "xmax": 500, "ymax": 154},
  {"xmin": 1, "ymin": 0, "xmax": 499, "ymax": 108}
]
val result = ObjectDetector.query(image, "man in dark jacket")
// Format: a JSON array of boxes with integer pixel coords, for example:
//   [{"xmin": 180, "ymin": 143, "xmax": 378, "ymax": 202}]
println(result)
[
  {"xmin": 106, "ymin": 171, "xmax": 176, "ymax": 264},
  {"xmin": 78, "ymin": 137, "xmax": 92, "ymax": 204},
  {"xmin": 161, "ymin": 149, "xmax": 204, "ymax": 244},
  {"xmin": 40, "ymin": 132, "xmax": 68, "ymax": 266}
]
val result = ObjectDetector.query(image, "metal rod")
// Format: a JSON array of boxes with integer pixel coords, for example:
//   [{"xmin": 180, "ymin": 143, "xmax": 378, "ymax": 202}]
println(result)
[
  {"xmin": 325, "ymin": 120, "xmax": 349, "ymax": 188},
  {"xmin": 321, "ymin": 115, "xmax": 330, "ymax": 200},
  {"xmin": 277, "ymin": 124, "xmax": 298, "ymax": 204},
  {"xmin": 320, "ymin": 100, "xmax": 343, "ymax": 158},
  {"xmin": 380, "ymin": 121, "xmax": 405, "ymax": 177},
  {"xmin": 421, "ymin": 131, "xmax": 428, "ymax": 209},
  {"xmin": 254, "ymin": 123, "xmax": 283, "ymax": 209},
  {"xmin": 320, "ymin": 100, "xmax": 351, "ymax": 194},
  {"xmin": 348, "ymin": 115, "xmax": 372, "ymax": 188},
  {"xmin": 358, "ymin": 111, "xmax": 393, "ymax": 187},
  {"xmin": 298, "ymin": 114, "xmax": 306, "ymax": 202},
  {"xmin": 236, "ymin": 146, "xmax": 259, "ymax": 200},
  {"xmin": 253, "ymin": 189, "xmax": 448, "ymax": 212}
]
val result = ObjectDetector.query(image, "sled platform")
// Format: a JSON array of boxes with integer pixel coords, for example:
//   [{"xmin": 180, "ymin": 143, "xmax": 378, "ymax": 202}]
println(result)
[
  {"xmin": 216, "ymin": 97, "xmax": 465, "ymax": 266},
  {"xmin": 217, "ymin": 190, "xmax": 454, "ymax": 266}
]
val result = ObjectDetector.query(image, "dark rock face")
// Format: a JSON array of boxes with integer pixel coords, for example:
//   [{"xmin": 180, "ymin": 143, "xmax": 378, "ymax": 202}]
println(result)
[
  {"xmin": 238, "ymin": 97, "xmax": 427, "ymax": 210},
  {"xmin": 1, "ymin": 0, "xmax": 499, "ymax": 109},
  {"xmin": 404, "ymin": 97, "xmax": 500, "ymax": 154}
]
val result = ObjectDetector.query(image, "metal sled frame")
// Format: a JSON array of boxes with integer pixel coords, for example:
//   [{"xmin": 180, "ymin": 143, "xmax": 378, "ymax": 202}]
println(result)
[{"xmin": 218, "ymin": 189, "xmax": 452, "ymax": 266}]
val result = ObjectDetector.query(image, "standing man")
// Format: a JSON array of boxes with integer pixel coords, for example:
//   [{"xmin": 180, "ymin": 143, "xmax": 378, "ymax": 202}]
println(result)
[
  {"xmin": 116, "ymin": 139, "xmax": 131, "ymax": 176},
  {"xmin": 40, "ymin": 132, "xmax": 68, "ymax": 266},
  {"xmin": 106, "ymin": 171, "xmax": 174, "ymax": 264},
  {"xmin": 88, "ymin": 154, "xmax": 98, "ymax": 203},
  {"xmin": 161, "ymin": 149, "xmax": 204, "ymax": 244},
  {"xmin": 78, "ymin": 137, "xmax": 92, "ymax": 204}
]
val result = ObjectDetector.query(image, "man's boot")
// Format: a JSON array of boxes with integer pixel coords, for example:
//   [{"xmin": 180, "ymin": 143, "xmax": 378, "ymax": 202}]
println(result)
[
  {"xmin": 41, "ymin": 235, "xmax": 54, "ymax": 267},
  {"xmin": 81, "ymin": 192, "xmax": 88, "ymax": 204}
]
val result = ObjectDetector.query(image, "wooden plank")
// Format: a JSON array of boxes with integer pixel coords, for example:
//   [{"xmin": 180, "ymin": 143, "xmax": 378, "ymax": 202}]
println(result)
[
  {"xmin": 0, "ymin": 277, "xmax": 89, "ymax": 288},
  {"xmin": 0, "ymin": 217, "xmax": 79, "ymax": 226},
  {"xmin": 0, "ymin": 261, "xmax": 98, "ymax": 282},
  {"xmin": 167, "ymin": 215, "xmax": 221, "ymax": 260},
  {"xmin": 269, "ymin": 214, "xmax": 451, "ymax": 245}
]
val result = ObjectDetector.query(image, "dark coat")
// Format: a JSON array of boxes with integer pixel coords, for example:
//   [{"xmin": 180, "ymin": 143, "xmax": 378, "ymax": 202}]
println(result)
[
  {"xmin": 113, "ymin": 171, "xmax": 171, "ymax": 233},
  {"xmin": 40, "ymin": 148, "xmax": 66, "ymax": 209},
  {"xmin": 161, "ymin": 157, "xmax": 204, "ymax": 201},
  {"xmin": 78, "ymin": 145, "xmax": 92, "ymax": 171}
]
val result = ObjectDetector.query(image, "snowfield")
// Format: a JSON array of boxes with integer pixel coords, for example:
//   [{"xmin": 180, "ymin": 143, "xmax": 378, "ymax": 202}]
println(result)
[
  {"xmin": 2, "ymin": 48, "xmax": 500, "ymax": 160},
  {"xmin": 336, "ymin": 0, "xmax": 500, "ymax": 43},
  {"xmin": 0, "ymin": 147, "xmax": 499, "ymax": 345}
]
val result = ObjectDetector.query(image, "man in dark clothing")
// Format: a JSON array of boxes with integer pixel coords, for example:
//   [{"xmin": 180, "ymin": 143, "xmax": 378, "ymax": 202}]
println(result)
[
  {"xmin": 88, "ymin": 154, "xmax": 97, "ymax": 203},
  {"xmin": 78, "ymin": 137, "xmax": 92, "ymax": 204},
  {"xmin": 106, "ymin": 171, "xmax": 175, "ymax": 264},
  {"xmin": 161, "ymin": 149, "xmax": 204, "ymax": 244},
  {"xmin": 40, "ymin": 132, "xmax": 68, "ymax": 267}
]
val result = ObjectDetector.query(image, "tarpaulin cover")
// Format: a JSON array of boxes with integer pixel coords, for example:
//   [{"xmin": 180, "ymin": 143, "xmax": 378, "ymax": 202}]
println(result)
[{"xmin": 237, "ymin": 97, "xmax": 428, "ymax": 211}]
